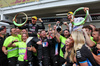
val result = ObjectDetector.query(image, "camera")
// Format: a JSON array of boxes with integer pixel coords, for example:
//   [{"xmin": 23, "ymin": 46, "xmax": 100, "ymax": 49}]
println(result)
[{"xmin": 56, "ymin": 21, "xmax": 63, "ymax": 32}]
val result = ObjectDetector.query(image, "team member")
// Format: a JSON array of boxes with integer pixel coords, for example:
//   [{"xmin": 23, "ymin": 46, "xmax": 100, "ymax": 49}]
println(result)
[
  {"xmin": 20, "ymin": 16, "xmax": 45, "ymax": 36},
  {"xmin": 82, "ymin": 25, "xmax": 96, "ymax": 48},
  {"xmin": 62, "ymin": 38, "xmax": 74, "ymax": 66},
  {"xmin": 0, "ymin": 27, "xmax": 8, "ymax": 66},
  {"xmin": 89, "ymin": 24, "xmax": 96, "ymax": 32},
  {"xmin": 20, "ymin": 16, "xmax": 45, "ymax": 65},
  {"xmin": 2, "ymin": 28, "xmax": 21, "ymax": 66},
  {"xmin": 54, "ymin": 28, "xmax": 70, "ymax": 66},
  {"xmin": 69, "ymin": 31, "xmax": 97, "ymax": 66},
  {"xmin": 48, "ymin": 30, "xmax": 60, "ymax": 66},
  {"xmin": 92, "ymin": 28, "xmax": 100, "ymax": 65},
  {"xmin": 55, "ymin": 29, "xmax": 70, "ymax": 57},
  {"xmin": 38, "ymin": 30, "xmax": 54, "ymax": 66},
  {"xmin": 21, "ymin": 29, "xmax": 28, "ymax": 34},
  {"xmin": 67, "ymin": 7, "xmax": 91, "ymax": 32}
]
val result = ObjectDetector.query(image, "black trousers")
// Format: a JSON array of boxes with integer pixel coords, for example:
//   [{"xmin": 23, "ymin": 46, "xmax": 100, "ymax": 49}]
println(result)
[
  {"xmin": 59, "ymin": 56, "xmax": 66, "ymax": 66},
  {"xmin": 50, "ymin": 55, "xmax": 60, "ymax": 66},
  {"xmin": 0, "ymin": 57, "xmax": 8, "ymax": 66},
  {"xmin": 19, "ymin": 61, "xmax": 28, "ymax": 66},
  {"xmin": 42, "ymin": 56, "xmax": 50, "ymax": 66},
  {"xmin": 27, "ymin": 40, "xmax": 34, "ymax": 62},
  {"xmin": 8, "ymin": 57, "xmax": 17, "ymax": 66},
  {"xmin": 32, "ymin": 56, "xmax": 39, "ymax": 66}
]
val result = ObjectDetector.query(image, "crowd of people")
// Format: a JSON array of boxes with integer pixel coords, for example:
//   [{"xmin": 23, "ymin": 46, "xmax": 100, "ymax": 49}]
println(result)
[{"xmin": 0, "ymin": 7, "xmax": 100, "ymax": 66}]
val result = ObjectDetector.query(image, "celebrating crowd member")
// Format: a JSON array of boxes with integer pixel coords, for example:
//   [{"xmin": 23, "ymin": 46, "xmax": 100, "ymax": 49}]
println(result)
[
  {"xmin": 62, "ymin": 38, "xmax": 74, "ymax": 66},
  {"xmin": 7, "ymin": 33, "xmax": 28, "ymax": 66},
  {"xmin": 92, "ymin": 28, "xmax": 100, "ymax": 65},
  {"xmin": 82, "ymin": 25, "xmax": 96, "ymax": 48},
  {"xmin": 70, "ymin": 31, "xmax": 97, "ymax": 66},
  {"xmin": 89, "ymin": 24, "xmax": 96, "ymax": 32},
  {"xmin": 0, "ymin": 27, "xmax": 8, "ymax": 66},
  {"xmin": 37, "ymin": 30, "xmax": 52, "ymax": 66},
  {"xmin": 2, "ymin": 28, "xmax": 21, "ymax": 66},
  {"xmin": 21, "ymin": 29, "xmax": 28, "ymax": 34},
  {"xmin": 55, "ymin": 29, "xmax": 70, "ymax": 57},
  {"xmin": 20, "ymin": 16, "xmax": 45, "ymax": 65},
  {"xmin": 1, "ymin": 26, "xmax": 10, "ymax": 38},
  {"xmin": 55, "ymin": 28, "xmax": 70, "ymax": 65},
  {"xmin": 49, "ymin": 30, "xmax": 60, "ymax": 66},
  {"xmin": 67, "ymin": 7, "xmax": 91, "ymax": 32}
]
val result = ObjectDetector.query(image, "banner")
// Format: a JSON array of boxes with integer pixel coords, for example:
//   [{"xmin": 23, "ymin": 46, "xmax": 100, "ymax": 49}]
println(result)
[{"xmin": 0, "ymin": 0, "xmax": 39, "ymax": 8}]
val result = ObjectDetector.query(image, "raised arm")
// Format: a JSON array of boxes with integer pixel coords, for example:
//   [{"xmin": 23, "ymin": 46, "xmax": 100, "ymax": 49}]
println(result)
[
  {"xmin": 82, "ymin": 29, "xmax": 95, "ymax": 47},
  {"xmin": 38, "ymin": 18, "xmax": 45, "ymax": 29}
]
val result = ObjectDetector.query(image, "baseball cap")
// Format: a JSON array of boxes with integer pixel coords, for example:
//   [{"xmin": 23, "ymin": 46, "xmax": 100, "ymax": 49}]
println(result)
[
  {"xmin": 31, "ymin": 16, "xmax": 37, "ymax": 20},
  {"xmin": 67, "ymin": 11, "xmax": 73, "ymax": 16}
]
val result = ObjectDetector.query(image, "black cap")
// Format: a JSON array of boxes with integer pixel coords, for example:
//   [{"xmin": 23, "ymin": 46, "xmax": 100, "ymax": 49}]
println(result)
[{"xmin": 0, "ymin": 27, "xmax": 4, "ymax": 31}]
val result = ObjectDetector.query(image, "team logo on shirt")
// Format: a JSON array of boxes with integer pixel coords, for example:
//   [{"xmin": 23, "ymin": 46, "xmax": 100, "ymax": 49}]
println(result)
[
  {"xmin": 76, "ymin": 51, "xmax": 82, "ymax": 58},
  {"xmin": 32, "ymin": 27, "xmax": 36, "ymax": 29},
  {"xmin": 42, "ymin": 42, "xmax": 48, "ymax": 47}
]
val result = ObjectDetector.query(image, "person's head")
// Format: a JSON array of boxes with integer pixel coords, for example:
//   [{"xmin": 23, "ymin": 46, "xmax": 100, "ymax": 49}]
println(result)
[
  {"xmin": 31, "ymin": 16, "xmax": 37, "ymax": 24},
  {"xmin": 67, "ymin": 11, "xmax": 73, "ymax": 20},
  {"xmin": 40, "ymin": 30, "xmax": 46, "ymax": 38},
  {"xmin": 82, "ymin": 25, "xmax": 92, "ymax": 35},
  {"xmin": 69, "ymin": 31, "xmax": 85, "ymax": 63},
  {"xmin": 48, "ymin": 30, "xmax": 52, "ymax": 36},
  {"xmin": 70, "ymin": 31, "xmax": 85, "ymax": 50},
  {"xmin": 16, "ymin": 28, "xmax": 21, "ymax": 35},
  {"xmin": 0, "ymin": 27, "xmax": 5, "ymax": 35},
  {"xmin": 1, "ymin": 26, "xmax": 6, "ymax": 34},
  {"xmin": 10, "ymin": 28, "xmax": 17, "ymax": 36},
  {"xmin": 65, "ymin": 38, "xmax": 74, "ymax": 49},
  {"xmin": 89, "ymin": 24, "xmax": 96, "ymax": 32},
  {"xmin": 51, "ymin": 30, "xmax": 55, "ymax": 38},
  {"xmin": 64, "ymin": 29, "xmax": 70, "ymax": 38},
  {"xmin": 53, "ymin": 25, "xmax": 56, "ymax": 30},
  {"xmin": 21, "ymin": 33, "xmax": 28, "ymax": 42},
  {"xmin": 92, "ymin": 28, "xmax": 100, "ymax": 43},
  {"xmin": 21, "ymin": 29, "xmax": 27, "ymax": 34}
]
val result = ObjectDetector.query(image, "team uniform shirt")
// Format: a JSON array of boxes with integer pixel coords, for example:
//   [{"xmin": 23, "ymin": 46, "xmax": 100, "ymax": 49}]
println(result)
[
  {"xmin": 59, "ymin": 35, "xmax": 67, "ymax": 58},
  {"xmin": 49, "ymin": 37, "xmax": 60, "ymax": 56},
  {"xmin": 20, "ymin": 22, "xmax": 45, "ymax": 37},
  {"xmin": 0, "ymin": 37, "xmax": 7, "ymax": 59},
  {"xmin": 76, "ymin": 44, "xmax": 97, "ymax": 66},
  {"xmin": 69, "ymin": 17, "xmax": 84, "ymax": 33},
  {"xmin": 90, "ymin": 36, "xmax": 97, "ymax": 44},
  {"xmin": 14, "ymin": 42, "xmax": 27, "ymax": 61},
  {"xmin": 66, "ymin": 52, "xmax": 73, "ymax": 66},
  {"xmin": 17, "ymin": 34, "xmax": 22, "ymax": 42},
  {"xmin": 39, "ymin": 37, "xmax": 53, "ymax": 66},
  {"xmin": 3, "ymin": 36, "xmax": 20, "ymax": 58}
]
